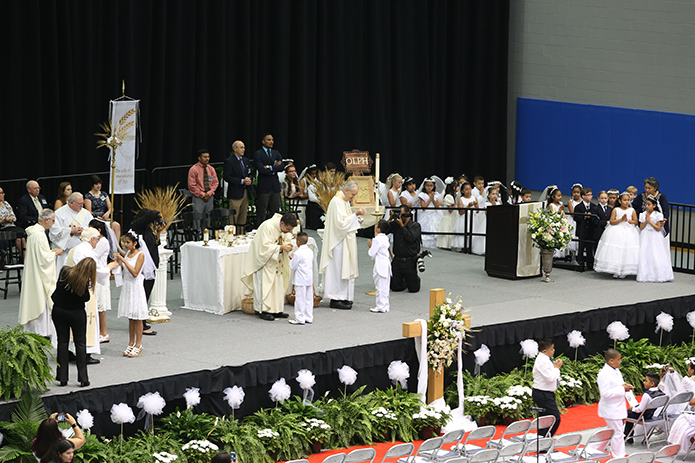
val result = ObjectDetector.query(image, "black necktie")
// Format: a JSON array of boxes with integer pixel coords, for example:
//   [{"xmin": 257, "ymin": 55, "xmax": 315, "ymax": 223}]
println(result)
[{"xmin": 267, "ymin": 148, "xmax": 272, "ymax": 163}]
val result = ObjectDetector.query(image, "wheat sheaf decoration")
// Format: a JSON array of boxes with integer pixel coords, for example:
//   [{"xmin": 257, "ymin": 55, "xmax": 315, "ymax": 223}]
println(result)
[
  {"xmin": 95, "ymin": 109, "xmax": 136, "ymax": 151},
  {"xmin": 305, "ymin": 170, "xmax": 347, "ymax": 212},
  {"xmin": 134, "ymin": 183, "xmax": 188, "ymax": 232}
]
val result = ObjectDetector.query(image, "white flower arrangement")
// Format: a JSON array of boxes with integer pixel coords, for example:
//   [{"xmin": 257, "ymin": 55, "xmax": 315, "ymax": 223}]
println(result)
[
  {"xmin": 371, "ymin": 406, "xmax": 397, "ymax": 421},
  {"xmin": 300, "ymin": 418, "xmax": 331, "ymax": 441},
  {"xmin": 558, "ymin": 374, "xmax": 583, "ymax": 389},
  {"xmin": 527, "ymin": 208, "xmax": 574, "ymax": 250},
  {"xmin": 181, "ymin": 439, "xmax": 219, "ymax": 463},
  {"xmin": 257, "ymin": 428, "xmax": 280, "ymax": 439},
  {"xmin": 645, "ymin": 363, "xmax": 667, "ymax": 370},
  {"xmin": 506, "ymin": 385, "xmax": 532, "ymax": 398},
  {"xmin": 427, "ymin": 295, "xmax": 469, "ymax": 372},
  {"xmin": 412, "ymin": 404, "xmax": 451, "ymax": 428},
  {"xmin": 153, "ymin": 452, "xmax": 178, "ymax": 463}
]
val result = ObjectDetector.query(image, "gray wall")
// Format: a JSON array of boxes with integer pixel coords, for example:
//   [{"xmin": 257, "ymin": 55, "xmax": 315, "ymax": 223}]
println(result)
[{"xmin": 507, "ymin": 0, "xmax": 695, "ymax": 180}]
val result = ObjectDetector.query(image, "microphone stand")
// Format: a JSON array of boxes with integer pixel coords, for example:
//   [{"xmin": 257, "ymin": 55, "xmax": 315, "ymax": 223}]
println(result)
[{"xmin": 530, "ymin": 406, "xmax": 546, "ymax": 463}]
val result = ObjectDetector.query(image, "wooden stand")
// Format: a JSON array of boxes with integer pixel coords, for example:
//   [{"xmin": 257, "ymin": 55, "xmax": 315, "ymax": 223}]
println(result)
[{"xmin": 402, "ymin": 288, "xmax": 471, "ymax": 404}]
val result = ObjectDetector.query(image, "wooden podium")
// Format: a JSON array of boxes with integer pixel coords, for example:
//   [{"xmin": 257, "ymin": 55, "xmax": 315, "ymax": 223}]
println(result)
[{"xmin": 484, "ymin": 202, "xmax": 542, "ymax": 280}]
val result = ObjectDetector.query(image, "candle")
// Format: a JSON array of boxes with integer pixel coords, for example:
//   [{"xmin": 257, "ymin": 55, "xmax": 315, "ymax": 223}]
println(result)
[{"xmin": 375, "ymin": 152, "xmax": 380, "ymax": 208}]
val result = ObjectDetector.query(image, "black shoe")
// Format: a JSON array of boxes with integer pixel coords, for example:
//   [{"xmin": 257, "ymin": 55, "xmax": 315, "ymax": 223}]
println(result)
[
  {"xmin": 143, "ymin": 323, "xmax": 151, "ymax": 330},
  {"xmin": 329, "ymin": 299, "xmax": 352, "ymax": 310},
  {"xmin": 79, "ymin": 381, "xmax": 90, "ymax": 387},
  {"xmin": 260, "ymin": 313, "xmax": 275, "ymax": 321},
  {"xmin": 86, "ymin": 356, "xmax": 100, "ymax": 365},
  {"xmin": 626, "ymin": 438, "xmax": 634, "ymax": 444},
  {"xmin": 58, "ymin": 380, "xmax": 67, "ymax": 387},
  {"xmin": 273, "ymin": 312, "xmax": 289, "ymax": 318},
  {"xmin": 143, "ymin": 329, "xmax": 158, "ymax": 336},
  {"xmin": 343, "ymin": 300, "xmax": 353, "ymax": 307}
]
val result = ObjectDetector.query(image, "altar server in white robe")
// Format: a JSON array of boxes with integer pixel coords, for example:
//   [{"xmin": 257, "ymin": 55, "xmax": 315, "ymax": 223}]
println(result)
[
  {"xmin": 368, "ymin": 219, "xmax": 392, "ymax": 313},
  {"xmin": 597, "ymin": 348, "xmax": 634, "ymax": 458},
  {"xmin": 242, "ymin": 213, "xmax": 297, "ymax": 321},
  {"xmin": 18, "ymin": 209, "xmax": 64, "ymax": 341},
  {"xmin": 67, "ymin": 228, "xmax": 119, "ymax": 356},
  {"xmin": 319, "ymin": 181, "xmax": 367, "ymax": 310},
  {"xmin": 288, "ymin": 232, "xmax": 314, "ymax": 325},
  {"xmin": 50, "ymin": 192, "xmax": 94, "ymax": 271}
]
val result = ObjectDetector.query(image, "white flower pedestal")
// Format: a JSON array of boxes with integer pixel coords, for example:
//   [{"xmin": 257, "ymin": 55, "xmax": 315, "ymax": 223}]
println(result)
[{"xmin": 147, "ymin": 233, "xmax": 174, "ymax": 324}]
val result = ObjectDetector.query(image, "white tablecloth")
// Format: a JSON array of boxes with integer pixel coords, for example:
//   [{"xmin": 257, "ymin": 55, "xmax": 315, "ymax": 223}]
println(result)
[
  {"xmin": 181, "ymin": 241, "xmax": 251, "ymax": 314},
  {"xmin": 181, "ymin": 236, "xmax": 320, "ymax": 315}
]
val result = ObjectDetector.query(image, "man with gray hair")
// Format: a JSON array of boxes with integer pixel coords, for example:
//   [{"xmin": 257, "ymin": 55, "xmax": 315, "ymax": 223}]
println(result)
[
  {"xmin": 18, "ymin": 209, "xmax": 64, "ymax": 341},
  {"xmin": 50, "ymin": 192, "xmax": 94, "ymax": 271},
  {"xmin": 17, "ymin": 180, "xmax": 50, "ymax": 228},
  {"xmin": 319, "ymin": 180, "xmax": 366, "ymax": 310}
]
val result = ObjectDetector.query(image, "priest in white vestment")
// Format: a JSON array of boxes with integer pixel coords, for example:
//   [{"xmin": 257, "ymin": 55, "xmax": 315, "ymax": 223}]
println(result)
[
  {"xmin": 241, "ymin": 213, "xmax": 297, "ymax": 321},
  {"xmin": 50, "ymin": 192, "xmax": 94, "ymax": 271},
  {"xmin": 18, "ymin": 210, "xmax": 64, "ymax": 341},
  {"xmin": 319, "ymin": 181, "xmax": 366, "ymax": 310},
  {"xmin": 67, "ymin": 228, "xmax": 119, "ymax": 357}
]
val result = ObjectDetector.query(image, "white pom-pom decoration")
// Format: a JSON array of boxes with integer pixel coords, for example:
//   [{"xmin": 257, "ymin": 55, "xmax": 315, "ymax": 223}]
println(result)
[
  {"xmin": 110, "ymin": 403, "xmax": 135, "ymax": 425},
  {"xmin": 337, "ymin": 365, "xmax": 358, "ymax": 386},
  {"xmin": 567, "ymin": 330, "xmax": 586, "ymax": 349},
  {"xmin": 519, "ymin": 339, "xmax": 539, "ymax": 358},
  {"xmin": 656, "ymin": 312, "xmax": 674, "ymax": 333},
  {"xmin": 269, "ymin": 378, "xmax": 292, "ymax": 403},
  {"xmin": 607, "ymin": 321, "xmax": 630, "ymax": 341},
  {"xmin": 474, "ymin": 344, "xmax": 491, "ymax": 366},
  {"xmin": 296, "ymin": 369, "xmax": 316, "ymax": 390},
  {"xmin": 183, "ymin": 387, "xmax": 201, "ymax": 409},
  {"xmin": 76, "ymin": 409, "xmax": 94, "ymax": 430},
  {"xmin": 388, "ymin": 360, "xmax": 410, "ymax": 389},
  {"xmin": 137, "ymin": 392, "xmax": 166, "ymax": 416},
  {"xmin": 688, "ymin": 312, "xmax": 695, "ymax": 329},
  {"xmin": 223, "ymin": 386, "xmax": 245, "ymax": 410}
]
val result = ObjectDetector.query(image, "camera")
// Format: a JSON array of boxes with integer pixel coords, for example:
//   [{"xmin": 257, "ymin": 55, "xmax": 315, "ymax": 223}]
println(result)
[
  {"xmin": 155, "ymin": 218, "xmax": 167, "ymax": 228},
  {"xmin": 55, "ymin": 413, "xmax": 67, "ymax": 422},
  {"xmin": 417, "ymin": 250, "xmax": 432, "ymax": 272}
]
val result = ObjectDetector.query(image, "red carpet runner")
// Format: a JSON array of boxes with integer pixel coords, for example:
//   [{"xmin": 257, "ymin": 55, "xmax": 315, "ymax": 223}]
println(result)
[{"xmin": 293, "ymin": 402, "xmax": 604, "ymax": 463}]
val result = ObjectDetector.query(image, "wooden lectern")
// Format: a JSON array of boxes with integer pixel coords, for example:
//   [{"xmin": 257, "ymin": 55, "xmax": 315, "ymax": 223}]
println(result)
[{"xmin": 485, "ymin": 203, "xmax": 542, "ymax": 280}]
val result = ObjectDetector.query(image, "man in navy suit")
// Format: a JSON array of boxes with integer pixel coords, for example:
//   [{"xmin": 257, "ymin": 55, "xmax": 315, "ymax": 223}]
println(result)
[
  {"xmin": 574, "ymin": 187, "xmax": 599, "ymax": 270},
  {"xmin": 17, "ymin": 180, "xmax": 50, "ymax": 228},
  {"xmin": 223, "ymin": 140, "xmax": 253, "ymax": 234},
  {"xmin": 595, "ymin": 190, "xmax": 613, "ymax": 253},
  {"xmin": 253, "ymin": 133, "xmax": 284, "ymax": 229}
]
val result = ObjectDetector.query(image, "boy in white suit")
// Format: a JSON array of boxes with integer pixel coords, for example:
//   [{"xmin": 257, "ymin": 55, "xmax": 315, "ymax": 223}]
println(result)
[
  {"xmin": 289, "ymin": 232, "xmax": 314, "ymax": 325},
  {"xmin": 368, "ymin": 220, "xmax": 392, "ymax": 313},
  {"xmin": 597, "ymin": 349, "xmax": 634, "ymax": 458}
]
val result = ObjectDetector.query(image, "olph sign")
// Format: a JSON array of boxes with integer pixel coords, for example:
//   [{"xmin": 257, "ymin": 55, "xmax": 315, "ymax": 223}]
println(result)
[{"xmin": 341, "ymin": 149, "xmax": 373, "ymax": 175}]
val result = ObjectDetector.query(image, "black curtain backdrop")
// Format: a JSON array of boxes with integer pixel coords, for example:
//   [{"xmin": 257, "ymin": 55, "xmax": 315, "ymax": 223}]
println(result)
[{"xmin": 2, "ymin": 1, "xmax": 509, "ymax": 191}]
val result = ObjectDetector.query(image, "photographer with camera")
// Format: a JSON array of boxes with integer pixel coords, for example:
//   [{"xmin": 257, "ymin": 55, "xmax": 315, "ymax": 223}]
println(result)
[
  {"xmin": 389, "ymin": 205, "xmax": 422, "ymax": 293},
  {"xmin": 32, "ymin": 413, "xmax": 85, "ymax": 463}
]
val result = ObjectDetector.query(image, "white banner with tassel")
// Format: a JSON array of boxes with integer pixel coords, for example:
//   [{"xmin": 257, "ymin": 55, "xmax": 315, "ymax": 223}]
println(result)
[{"xmin": 109, "ymin": 100, "xmax": 139, "ymax": 194}]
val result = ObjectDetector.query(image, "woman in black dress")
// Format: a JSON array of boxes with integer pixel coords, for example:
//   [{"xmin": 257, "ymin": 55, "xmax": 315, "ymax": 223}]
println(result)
[{"xmin": 51, "ymin": 258, "xmax": 96, "ymax": 387}]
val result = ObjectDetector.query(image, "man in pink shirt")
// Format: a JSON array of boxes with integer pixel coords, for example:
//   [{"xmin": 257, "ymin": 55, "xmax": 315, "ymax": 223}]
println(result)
[{"xmin": 187, "ymin": 150, "xmax": 219, "ymax": 230}]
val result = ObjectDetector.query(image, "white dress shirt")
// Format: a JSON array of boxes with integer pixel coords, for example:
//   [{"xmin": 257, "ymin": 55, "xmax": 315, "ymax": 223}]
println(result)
[
  {"xmin": 532, "ymin": 352, "xmax": 560, "ymax": 392},
  {"xmin": 598, "ymin": 363, "xmax": 628, "ymax": 419}
]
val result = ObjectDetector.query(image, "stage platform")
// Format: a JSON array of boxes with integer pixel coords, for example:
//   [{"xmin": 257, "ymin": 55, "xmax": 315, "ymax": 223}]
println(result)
[{"xmin": 2, "ymin": 229, "xmax": 695, "ymax": 433}]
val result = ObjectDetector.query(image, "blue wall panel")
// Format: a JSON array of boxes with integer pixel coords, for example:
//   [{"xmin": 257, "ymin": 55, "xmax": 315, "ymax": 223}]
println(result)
[{"xmin": 515, "ymin": 98, "xmax": 695, "ymax": 204}]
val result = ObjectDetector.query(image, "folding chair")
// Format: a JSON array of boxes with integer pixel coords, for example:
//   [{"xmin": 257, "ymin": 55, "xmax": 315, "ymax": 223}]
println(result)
[
  {"xmin": 397, "ymin": 437, "xmax": 443, "ymax": 463},
  {"xmin": 346, "ymin": 448, "xmax": 377, "ymax": 463},
  {"xmin": 0, "ymin": 230, "xmax": 23, "ymax": 299},
  {"xmin": 627, "ymin": 452, "xmax": 655, "ymax": 463},
  {"xmin": 496, "ymin": 442, "xmax": 527, "ymax": 463},
  {"xmin": 653, "ymin": 444, "xmax": 679, "ymax": 463},
  {"xmin": 546, "ymin": 433, "xmax": 583, "ymax": 463},
  {"xmin": 468, "ymin": 448, "xmax": 500, "ymax": 463},
  {"xmin": 569, "ymin": 429, "xmax": 613, "ymax": 461},
  {"xmin": 624, "ymin": 394, "xmax": 670, "ymax": 449},
  {"xmin": 510, "ymin": 438, "xmax": 554, "ymax": 463},
  {"xmin": 323, "ymin": 454, "xmax": 348, "ymax": 463},
  {"xmin": 665, "ymin": 392, "xmax": 694, "ymax": 432},
  {"xmin": 605, "ymin": 458, "xmax": 628, "ymax": 463},
  {"xmin": 488, "ymin": 420, "xmax": 532, "ymax": 449},
  {"xmin": 513, "ymin": 416, "xmax": 557, "ymax": 443},
  {"xmin": 419, "ymin": 429, "xmax": 465, "ymax": 461},
  {"xmin": 451, "ymin": 425, "xmax": 497, "ymax": 457},
  {"xmin": 286, "ymin": 460, "xmax": 310, "ymax": 463},
  {"xmin": 380, "ymin": 443, "xmax": 415, "ymax": 463}
]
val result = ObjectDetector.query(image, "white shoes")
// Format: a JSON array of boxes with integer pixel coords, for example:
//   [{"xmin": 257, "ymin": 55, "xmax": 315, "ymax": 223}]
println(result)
[
  {"xmin": 369, "ymin": 308, "xmax": 388, "ymax": 313},
  {"xmin": 288, "ymin": 319, "xmax": 305, "ymax": 325}
]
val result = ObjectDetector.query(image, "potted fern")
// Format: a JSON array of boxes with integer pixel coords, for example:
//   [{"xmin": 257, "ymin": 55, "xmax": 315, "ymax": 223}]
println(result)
[
  {"xmin": 0, "ymin": 389, "xmax": 47, "ymax": 463},
  {"xmin": 0, "ymin": 326, "xmax": 55, "ymax": 401}
]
